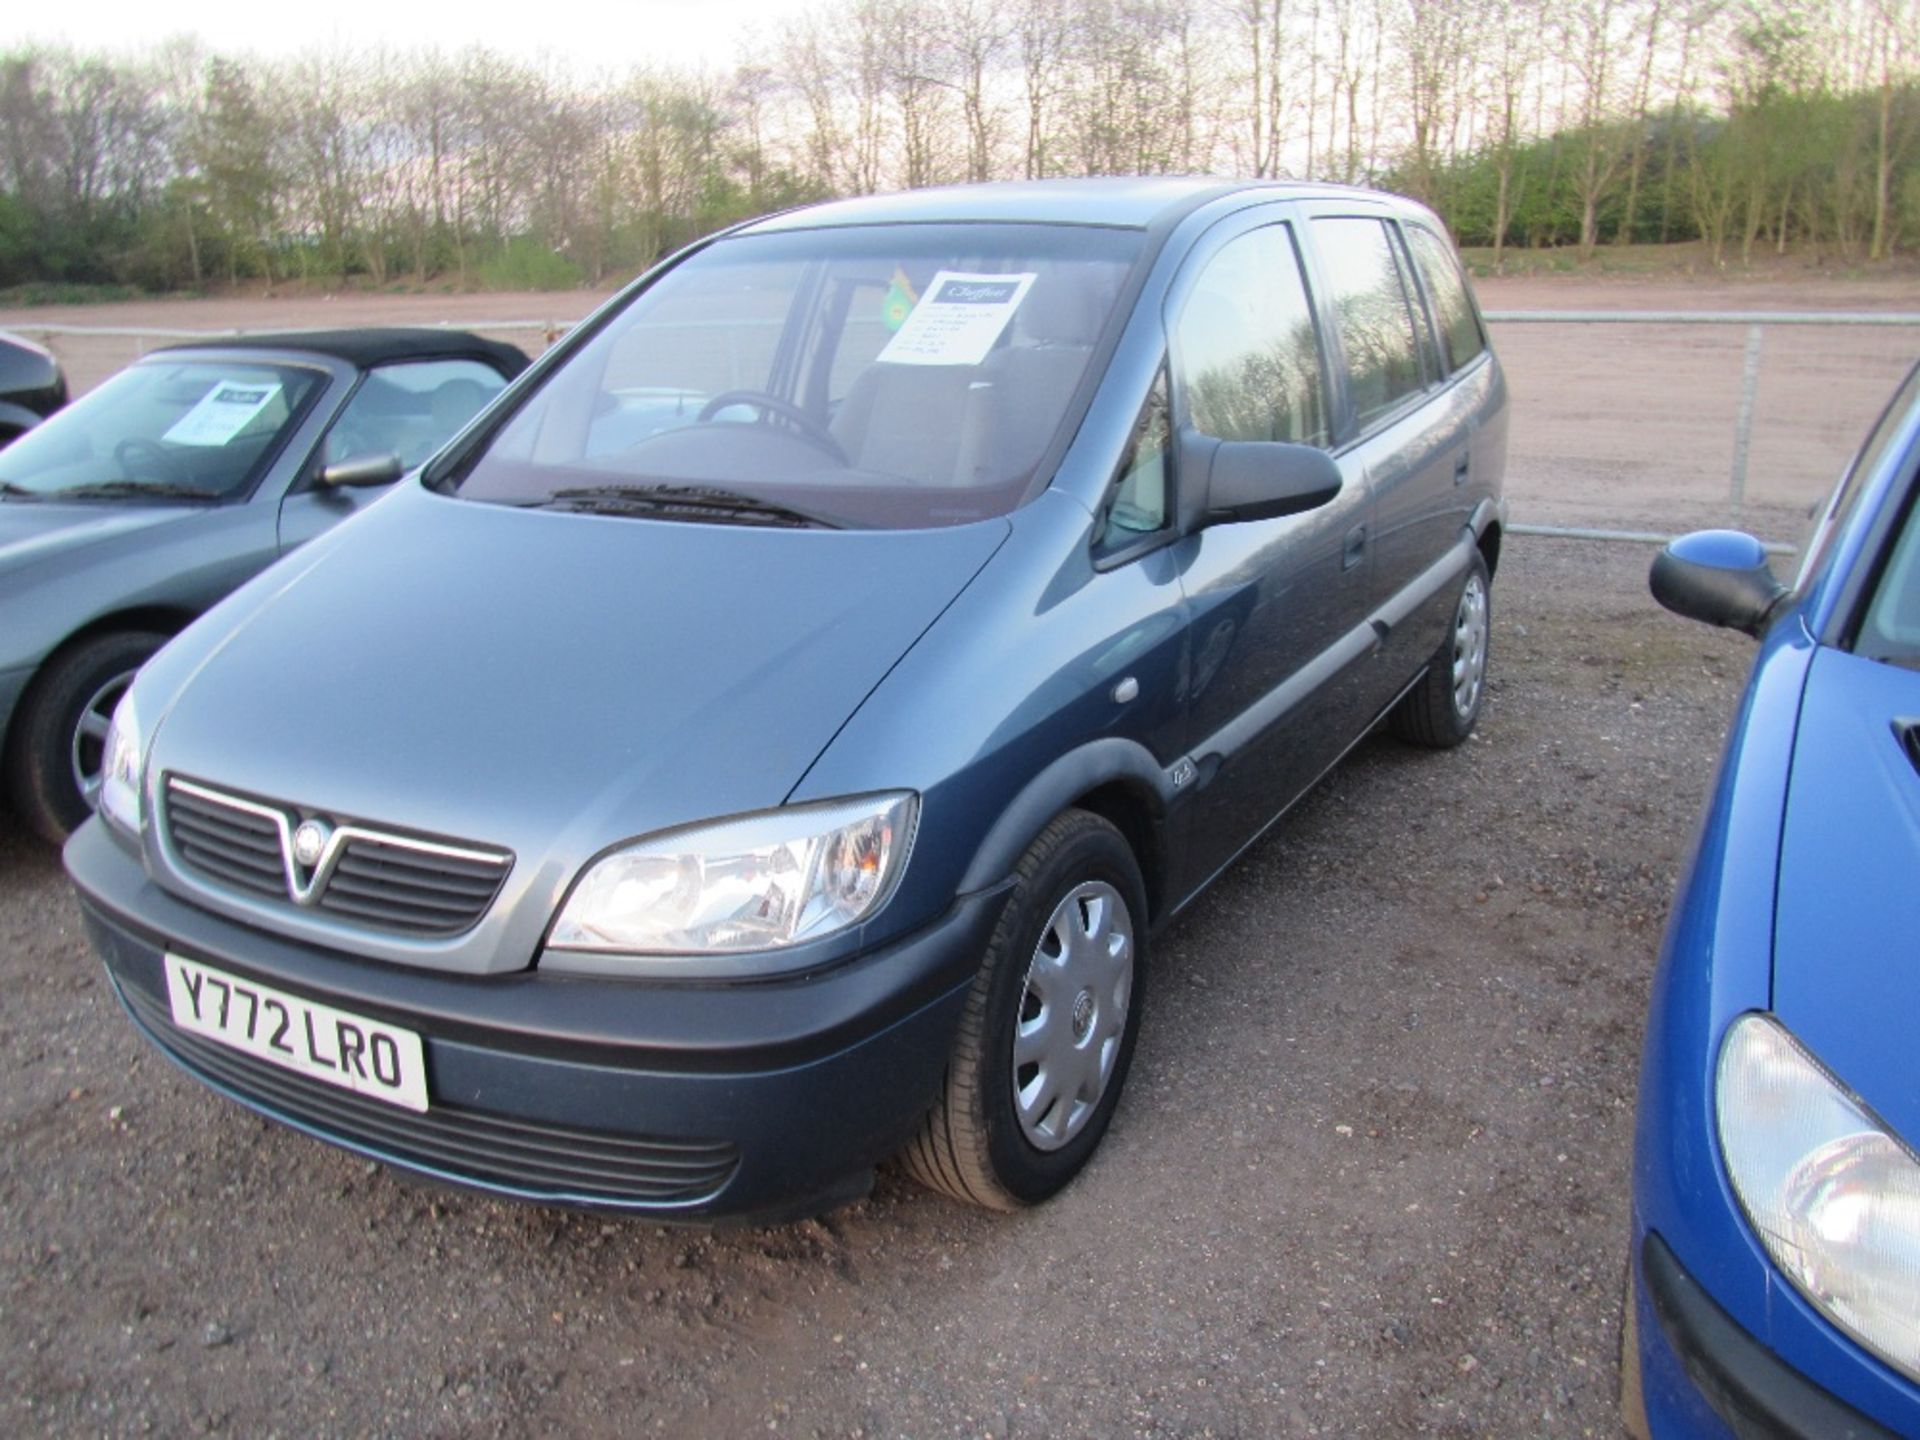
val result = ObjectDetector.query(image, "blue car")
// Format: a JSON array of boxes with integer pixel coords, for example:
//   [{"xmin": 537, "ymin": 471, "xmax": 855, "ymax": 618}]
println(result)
[
  {"xmin": 67, "ymin": 179, "xmax": 1507, "ymax": 1221},
  {"xmin": 1626, "ymin": 361, "xmax": 1920, "ymax": 1437}
]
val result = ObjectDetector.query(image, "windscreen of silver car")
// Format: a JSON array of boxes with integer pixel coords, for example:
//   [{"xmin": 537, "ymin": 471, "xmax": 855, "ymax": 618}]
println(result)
[
  {"xmin": 0, "ymin": 361, "xmax": 322, "ymax": 502},
  {"xmin": 450, "ymin": 223, "xmax": 1141, "ymax": 529}
]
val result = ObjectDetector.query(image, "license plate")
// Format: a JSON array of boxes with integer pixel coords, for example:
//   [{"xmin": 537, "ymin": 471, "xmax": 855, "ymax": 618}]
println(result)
[{"xmin": 164, "ymin": 954, "xmax": 429, "ymax": 1113}]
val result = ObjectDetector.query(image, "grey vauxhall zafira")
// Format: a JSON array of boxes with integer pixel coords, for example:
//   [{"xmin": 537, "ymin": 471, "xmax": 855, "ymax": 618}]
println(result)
[{"xmin": 67, "ymin": 178, "xmax": 1507, "ymax": 1223}]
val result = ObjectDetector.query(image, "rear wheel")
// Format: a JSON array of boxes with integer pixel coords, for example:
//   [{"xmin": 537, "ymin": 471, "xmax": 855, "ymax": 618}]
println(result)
[
  {"xmin": 901, "ymin": 810, "xmax": 1148, "ymax": 1210},
  {"xmin": 1390, "ymin": 550, "xmax": 1491, "ymax": 748},
  {"xmin": 5, "ymin": 631, "xmax": 164, "ymax": 845}
]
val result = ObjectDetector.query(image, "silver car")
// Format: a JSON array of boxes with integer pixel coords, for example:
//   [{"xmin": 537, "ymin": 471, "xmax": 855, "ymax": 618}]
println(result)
[{"xmin": 1, "ymin": 329, "xmax": 527, "ymax": 843}]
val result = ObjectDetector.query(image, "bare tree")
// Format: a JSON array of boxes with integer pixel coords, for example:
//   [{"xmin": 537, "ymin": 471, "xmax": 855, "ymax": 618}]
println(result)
[
  {"xmin": 1864, "ymin": 0, "xmax": 1919, "ymax": 257},
  {"xmin": 936, "ymin": 0, "xmax": 1013, "ymax": 182},
  {"xmin": 1482, "ymin": 0, "xmax": 1546, "ymax": 266},
  {"xmin": 1561, "ymin": 0, "xmax": 1632, "ymax": 256},
  {"xmin": 1397, "ymin": 0, "xmax": 1476, "ymax": 202},
  {"xmin": 1015, "ymin": 0, "xmax": 1075, "ymax": 177}
]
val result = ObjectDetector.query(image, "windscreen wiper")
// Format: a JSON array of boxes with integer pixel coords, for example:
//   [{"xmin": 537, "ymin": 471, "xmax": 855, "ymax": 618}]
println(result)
[
  {"xmin": 55, "ymin": 480, "xmax": 224, "ymax": 501},
  {"xmin": 0, "ymin": 482, "xmax": 41, "ymax": 500},
  {"xmin": 542, "ymin": 483, "xmax": 840, "ymax": 530}
]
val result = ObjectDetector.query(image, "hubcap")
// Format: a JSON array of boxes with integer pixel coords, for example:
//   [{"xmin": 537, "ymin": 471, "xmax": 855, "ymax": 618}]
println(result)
[
  {"xmin": 1451, "ymin": 574, "xmax": 1489, "ymax": 720},
  {"xmin": 1012, "ymin": 880, "xmax": 1134, "ymax": 1152},
  {"xmin": 70, "ymin": 668, "xmax": 137, "ymax": 808}
]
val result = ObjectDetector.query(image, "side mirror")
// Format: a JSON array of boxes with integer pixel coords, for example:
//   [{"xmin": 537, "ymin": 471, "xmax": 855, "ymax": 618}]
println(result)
[
  {"xmin": 1177, "ymin": 429, "xmax": 1343, "ymax": 530},
  {"xmin": 317, "ymin": 452, "xmax": 405, "ymax": 489},
  {"xmin": 1650, "ymin": 530, "xmax": 1790, "ymax": 638}
]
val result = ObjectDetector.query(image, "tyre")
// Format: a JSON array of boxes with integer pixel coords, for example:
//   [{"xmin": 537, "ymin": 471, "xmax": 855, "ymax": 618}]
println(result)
[
  {"xmin": 5, "ymin": 630, "xmax": 164, "ymax": 845},
  {"xmin": 1389, "ymin": 549, "xmax": 1491, "ymax": 748},
  {"xmin": 901, "ymin": 809, "xmax": 1148, "ymax": 1210}
]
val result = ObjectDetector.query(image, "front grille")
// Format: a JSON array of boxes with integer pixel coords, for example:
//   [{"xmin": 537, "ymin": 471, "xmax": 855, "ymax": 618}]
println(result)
[
  {"xmin": 163, "ymin": 775, "xmax": 512, "ymax": 938},
  {"xmin": 122, "ymin": 982, "xmax": 740, "ymax": 1206}
]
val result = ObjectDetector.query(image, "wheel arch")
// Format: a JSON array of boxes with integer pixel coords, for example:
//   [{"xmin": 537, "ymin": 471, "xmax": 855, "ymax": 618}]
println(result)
[
  {"xmin": 1469, "ymin": 498, "xmax": 1504, "ymax": 579},
  {"xmin": 1478, "ymin": 520, "xmax": 1503, "ymax": 579},
  {"xmin": 957, "ymin": 738, "xmax": 1174, "ymax": 924},
  {"xmin": 3, "ymin": 607, "xmax": 194, "ymax": 761}
]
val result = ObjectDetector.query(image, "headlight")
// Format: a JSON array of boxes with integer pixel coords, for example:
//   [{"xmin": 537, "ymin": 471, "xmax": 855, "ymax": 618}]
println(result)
[
  {"xmin": 97, "ymin": 693, "xmax": 143, "ymax": 837},
  {"xmin": 1717, "ymin": 1012, "xmax": 1920, "ymax": 1384},
  {"xmin": 546, "ymin": 793, "xmax": 917, "ymax": 960}
]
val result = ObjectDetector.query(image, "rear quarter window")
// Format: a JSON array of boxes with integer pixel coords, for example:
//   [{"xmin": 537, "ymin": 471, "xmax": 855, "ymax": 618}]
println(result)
[{"xmin": 1405, "ymin": 224, "xmax": 1487, "ymax": 372}]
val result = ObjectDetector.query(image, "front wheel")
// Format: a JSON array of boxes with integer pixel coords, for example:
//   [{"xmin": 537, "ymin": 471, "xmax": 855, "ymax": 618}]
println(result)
[
  {"xmin": 1390, "ymin": 550, "xmax": 1491, "ymax": 748},
  {"xmin": 901, "ymin": 810, "xmax": 1148, "ymax": 1210},
  {"xmin": 5, "ymin": 630, "xmax": 164, "ymax": 845}
]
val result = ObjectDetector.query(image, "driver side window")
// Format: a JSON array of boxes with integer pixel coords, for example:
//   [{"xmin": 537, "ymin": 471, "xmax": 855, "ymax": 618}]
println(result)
[{"xmin": 1173, "ymin": 224, "xmax": 1329, "ymax": 448}]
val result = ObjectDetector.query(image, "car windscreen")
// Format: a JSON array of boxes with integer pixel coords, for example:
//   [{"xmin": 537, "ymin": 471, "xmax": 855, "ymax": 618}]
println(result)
[
  {"xmin": 449, "ymin": 223, "xmax": 1144, "ymax": 529},
  {"xmin": 1797, "ymin": 361, "xmax": 1920, "ymax": 592},
  {"xmin": 1854, "ymin": 465, "xmax": 1920, "ymax": 672},
  {"xmin": 0, "ymin": 359, "xmax": 324, "ymax": 502}
]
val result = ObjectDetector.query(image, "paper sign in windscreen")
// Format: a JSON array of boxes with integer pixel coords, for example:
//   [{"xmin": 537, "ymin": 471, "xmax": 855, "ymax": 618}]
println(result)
[
  {"xmin": 877, "ymin": 272, "xmax": 1038, "ymax": 367},
  {"xmin": 162, "ymin": 381, "xmax": 283, "ymax": 447}
]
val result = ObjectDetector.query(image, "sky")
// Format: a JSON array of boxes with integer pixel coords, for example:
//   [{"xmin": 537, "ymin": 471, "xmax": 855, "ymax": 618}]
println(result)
[{"xmin": 4, "ymin": 0, "xmax": 819, "ymax": 74}]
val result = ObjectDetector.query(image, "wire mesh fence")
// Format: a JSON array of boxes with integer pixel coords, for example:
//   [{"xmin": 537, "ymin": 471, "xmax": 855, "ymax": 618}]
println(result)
[
  {"xmin": 10, "ymin": 307, "xmax": 1919, "ymax": 550},
  {"xmin": 1485, "ymin": 310, "xmax": 1920, "ymax": 547}
]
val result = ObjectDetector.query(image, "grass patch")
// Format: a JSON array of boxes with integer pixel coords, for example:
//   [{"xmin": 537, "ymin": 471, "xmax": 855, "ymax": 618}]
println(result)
[
  {"xmin": 0, "ymin": 281, "xmax": 158, "ymax": 306},
  {"xmin": 1459, "ymin": 239, "xmax": 1920, "ymax": 281},
  {"xmin": 474, "ymin": 240, "xmax": 583, "ymax": 292}
]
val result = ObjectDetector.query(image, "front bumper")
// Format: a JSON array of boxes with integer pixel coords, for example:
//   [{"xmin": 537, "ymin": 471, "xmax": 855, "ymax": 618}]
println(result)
[
  {"xmin": 67, "ymin": 818, "xmax": 1005, "ymax": 1222},
  {"xmin": 1629, "ymin": 1232, "xmax": 1899, "ymax": 1440}
]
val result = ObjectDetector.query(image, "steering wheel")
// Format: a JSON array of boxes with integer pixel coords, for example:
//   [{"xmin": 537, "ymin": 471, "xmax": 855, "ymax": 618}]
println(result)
[
  {"xmin": 695, "ymin": 390, "xmax": 848, "ymax": 465},
  {"xmin": 114, "ymin": 437, "xmax": 189, "ymax": 484}
]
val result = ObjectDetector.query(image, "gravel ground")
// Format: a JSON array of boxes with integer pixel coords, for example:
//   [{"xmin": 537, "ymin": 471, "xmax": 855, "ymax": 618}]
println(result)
[{"xmin": 0, "ymin": 533, "xmax": 1752, "ymax": 1438}]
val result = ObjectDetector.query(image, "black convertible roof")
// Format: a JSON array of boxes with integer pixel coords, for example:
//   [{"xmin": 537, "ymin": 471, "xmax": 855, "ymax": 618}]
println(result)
[{"xmin": 158, "ymin": 327, "xmax": 530, "ymax": 376}]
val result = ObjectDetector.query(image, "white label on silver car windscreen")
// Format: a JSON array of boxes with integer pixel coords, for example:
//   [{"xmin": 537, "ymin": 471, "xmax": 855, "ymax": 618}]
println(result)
[
  {"xmin": 877, "ymin": 272, "xmax": 1037, "ymax": 367},
  {"xmin": 162, "ymin": 381, "xmax": 283, "ymax": 447}
]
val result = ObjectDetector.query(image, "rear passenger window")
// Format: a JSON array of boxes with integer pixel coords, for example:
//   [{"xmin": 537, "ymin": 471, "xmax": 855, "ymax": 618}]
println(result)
[
  {"xmin": 1173, "ymin": 224, "xmax": 1329, "ymax": 447},
  {"xmin": 1405, "ymin": 225, "xmax": 1487, "ymax": 372},
  {"xmin": 324, "ymin": 359, "xmax": 508, "ymax": 470},
  {"xmin": 1311, "ymin": 217, "xmax": 1426, "ymax": 432}
]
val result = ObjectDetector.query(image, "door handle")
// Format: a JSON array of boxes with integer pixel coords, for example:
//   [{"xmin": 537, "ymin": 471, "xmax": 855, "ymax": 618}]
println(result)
[
  {"xmin": 1343, "ymin": 523, "xmax": 1368, "ymax": 570},
  {"xmin": 1453, "ymin": 453, "xmax": 1471, "ymax": 486}
]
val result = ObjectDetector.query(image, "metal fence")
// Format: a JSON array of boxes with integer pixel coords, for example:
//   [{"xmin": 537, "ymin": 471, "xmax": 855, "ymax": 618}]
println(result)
[
  {"xmin": 11, "ymin": 307, "xmax": 1920, "ymax": 549},
  {"xmin": 1483, "ymin": 309, "xmax": 1920, "ymax": 547}
]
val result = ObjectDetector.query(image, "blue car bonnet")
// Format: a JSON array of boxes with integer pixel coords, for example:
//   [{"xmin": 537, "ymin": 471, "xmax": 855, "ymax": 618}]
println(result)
[
  {"xmin": 1771, "ymin": 643, "xmax": 1920, "ymax": 1146},
  {"xmin": 146, "ymin": 482, "xmax": 1010, "ymax": 853}
]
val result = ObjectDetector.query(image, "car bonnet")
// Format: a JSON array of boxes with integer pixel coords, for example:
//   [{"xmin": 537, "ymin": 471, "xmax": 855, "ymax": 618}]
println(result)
[
  {"xmin": 142, "ymin": 482, "xmax": 1009, "ymax": 972},
  {"xmin": 1771, "ymin": 643, "xmax": 1920, "ymax": 1146},
  {"xmin": 0, "ymin": 500, "xmax": 200, "ymax": 578}
]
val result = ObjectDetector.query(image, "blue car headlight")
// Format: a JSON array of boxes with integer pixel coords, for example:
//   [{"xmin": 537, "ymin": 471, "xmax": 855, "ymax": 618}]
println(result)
[
  {"xmin": 1716, "ymin": 1012, "xmax": 1920, "ymax": 1384},
  {"xmin": 544, "ymin": 793, "xmax": 917, "ymax": 964}
]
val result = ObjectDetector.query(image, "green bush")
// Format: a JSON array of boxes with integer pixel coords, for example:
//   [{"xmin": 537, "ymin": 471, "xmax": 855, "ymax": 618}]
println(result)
[{"xmin": 476, "ymin": 239, "xmax": 583, "ymax": 291}]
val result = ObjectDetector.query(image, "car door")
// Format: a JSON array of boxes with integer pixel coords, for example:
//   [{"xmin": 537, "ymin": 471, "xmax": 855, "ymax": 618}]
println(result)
[
  {"xmin": 278, "ymin": 358, "xmax": 510, "ymax": 551},
  {"xmin": 1300, "ymin": 206, "xmax": 1476, "ymax": 699},
  {"xmin": 1162, "ymin": 209, "xmax": 1378, "ymax": 890}
]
